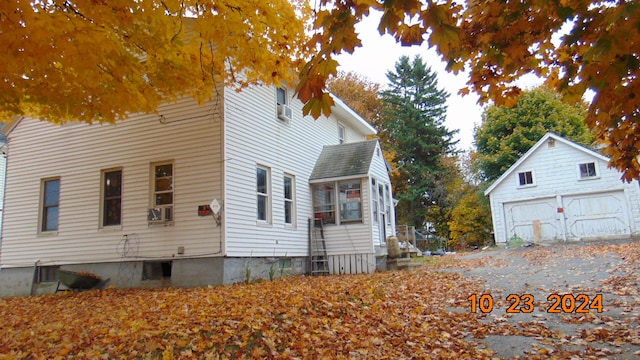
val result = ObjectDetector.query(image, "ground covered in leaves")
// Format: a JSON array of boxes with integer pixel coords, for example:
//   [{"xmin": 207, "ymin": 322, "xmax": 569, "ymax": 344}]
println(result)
[{"xmin": 1, "ymin": 240, "xmax": 640, "ymax": 359}]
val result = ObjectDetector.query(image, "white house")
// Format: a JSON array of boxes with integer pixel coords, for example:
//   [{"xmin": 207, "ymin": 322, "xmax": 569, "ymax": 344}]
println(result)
[
  {"xmin": 485, "ymin": 133, "xmax": 640, "ymax": 245},
  {"xmin": 0, "ymin": 83, "xmax": 396, "ymax": 296}
]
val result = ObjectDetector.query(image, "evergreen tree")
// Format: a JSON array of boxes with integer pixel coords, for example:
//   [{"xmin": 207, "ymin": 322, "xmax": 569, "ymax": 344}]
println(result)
[{"xmin": 380, "ymin": 55, "xmax": 457, "ymax": 229}]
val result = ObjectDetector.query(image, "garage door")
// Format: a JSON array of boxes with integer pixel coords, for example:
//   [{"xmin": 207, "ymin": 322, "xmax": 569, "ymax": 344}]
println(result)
[
  {"xmin": 563, "ymin": 191, "xmax": 630, "ymax": 239},
  {"xmin": 504, "ymin": 197, "xmax": 559, "ymax": 242}
]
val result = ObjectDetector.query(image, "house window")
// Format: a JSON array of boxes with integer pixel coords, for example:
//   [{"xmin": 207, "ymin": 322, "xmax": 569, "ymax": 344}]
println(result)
[
  {"xmin": 102, "ymin": 169, "xmax": 122, "ymax": 227},
  {"xmin": 142, "ymin": 261, "xmax": 172, "ymax": 280},
  {"xmin": 284, "ymin": 174, "xmax": 295, "ymax": 225},
  {"xmin": 314, "ymin": 180, "xmax": 363, "ymax": 224},
  {"xmin": 276, "ymin": 87, "xmax": 287, "ymax": 106},
  {"xmin": 517, "ymin": 171, "xmax": 534, "ymax": 186},
  {"xmin": 372, "ymin": 179, "xmax": 378, "ymax": 223},
  {"xmin": 151, "ymin": 162, "xmax": 173, "ymax": 222},
  {"xmin": 41, "ymin": 178, "xmax": 60, "ymax": 232},
  {"xmin": 312, "ymin": 183, "xmax": 336, "ymax": 224},
  {"xmin": 257, "ymin": 166, "xmax": 271, "ymax": 222},
  {"xmin": 579, "ymin": 162, "xmax": 597, "ymax": 179},
  {"xmin": 339, "ymin": 179, "xmax": 363, "ymax": 223},
  {"xmin": 385, "ymin": 184, "xmax": 392, "ymax": 226},
  {"xmin": 338, "ymin": 123, "xmax": 346, "ymax": 144},
  {"xmin": 37, "ymin": 265, "xmax": 60, "ymax": 282}
]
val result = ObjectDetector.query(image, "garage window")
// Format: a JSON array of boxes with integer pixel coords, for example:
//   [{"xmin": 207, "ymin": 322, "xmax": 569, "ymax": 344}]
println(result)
[
  {"xmin": 579, "ymin": 162, "xmax": 597, "ymax": 179},
  {"xmin": 517, "ymin": 171, "xmax": 534, "ymax": 187}
]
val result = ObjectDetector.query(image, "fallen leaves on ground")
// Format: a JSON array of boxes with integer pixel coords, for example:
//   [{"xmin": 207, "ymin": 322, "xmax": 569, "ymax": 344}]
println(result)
[
  {"xmin": 2, "ymin": 240, "xmax": 640, "ymax": 359},
  {"xmin": 0, "ymin": 269, "xmax": 493, "ymax": 359}
]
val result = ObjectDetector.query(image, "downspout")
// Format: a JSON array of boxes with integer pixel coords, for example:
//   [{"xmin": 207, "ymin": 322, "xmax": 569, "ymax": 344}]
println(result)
[{"xmin": 0, "ymin": 149, "xmax": 7, "ymax": 268}]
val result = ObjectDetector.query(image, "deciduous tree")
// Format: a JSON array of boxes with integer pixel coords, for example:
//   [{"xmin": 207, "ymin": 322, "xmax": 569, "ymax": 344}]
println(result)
[
  {"xmin": 1, "ymin": 0, "xmax": 310, "ymax": 124},
  {"xmin": 327, "ymin": 71, "xmax": 382, "ymax": 126},
  {"xmin": 448, "ymin": 184, "xmax": 493, "ymax": 249},
  {"xmin": 475, "ymin": 87, "xmax": 593, "ymax": 182},
  {"xmin": 297, "ymin": 0, "xmax": 640, "ymax": 180}
]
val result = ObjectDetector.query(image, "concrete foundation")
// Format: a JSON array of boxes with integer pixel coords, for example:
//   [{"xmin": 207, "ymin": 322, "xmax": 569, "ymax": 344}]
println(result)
[{"xmin": 0, "ymin": 256, "xmax": 310, "ymax": 297}]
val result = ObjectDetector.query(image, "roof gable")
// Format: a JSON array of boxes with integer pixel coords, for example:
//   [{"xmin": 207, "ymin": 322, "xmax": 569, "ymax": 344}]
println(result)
[
  {"xmin": 484, "ymin": 132, "xmax": 608, "ymax": 195},
  {"xmin": 310, "ymin": 140, "xmax": 379, "ymax": 181}
]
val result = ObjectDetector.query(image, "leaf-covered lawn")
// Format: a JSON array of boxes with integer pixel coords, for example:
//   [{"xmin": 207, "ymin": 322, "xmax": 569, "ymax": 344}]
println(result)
[
  {"xmin": 0, "ymin": 266, "xmax": 491, "ymax": 359},
  {"xmin": 3, "ymin": 240, "xmax": 640, "ymax": 359}
]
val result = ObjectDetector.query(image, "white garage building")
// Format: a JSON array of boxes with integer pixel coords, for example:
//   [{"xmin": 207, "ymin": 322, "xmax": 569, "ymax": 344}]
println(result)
[{"xmin": 485, "ymin": 133, "xmax": 640, "ymax": 244}]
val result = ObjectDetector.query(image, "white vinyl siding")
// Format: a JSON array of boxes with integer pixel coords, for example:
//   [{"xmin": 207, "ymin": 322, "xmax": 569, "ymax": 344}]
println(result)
[
  {"xmin": 223, "ymin": 84, "xmax": 374, "ymax": 257},
  {"xmin": 1, "ymin": 96, "xmax": 224, "ymax": 268},
  {"xmin": 369, "ymin": 142, "xmax": 395, "ymax": 247}
]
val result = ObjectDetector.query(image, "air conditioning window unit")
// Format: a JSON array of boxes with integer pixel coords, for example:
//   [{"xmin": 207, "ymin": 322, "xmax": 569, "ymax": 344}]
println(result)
[
  {"xmin": 148, "ymin": 207, "xmax": 172, "ymax": 223},
  {"xmin": 277, "ymin": 104, "xmax": 292, "ymax": 123}
]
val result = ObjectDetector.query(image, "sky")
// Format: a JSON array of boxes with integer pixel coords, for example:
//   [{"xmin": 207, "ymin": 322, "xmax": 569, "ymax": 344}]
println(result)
[{"xmin": 334, "ymin": 13, "xmax": 542, "ymax": 152}]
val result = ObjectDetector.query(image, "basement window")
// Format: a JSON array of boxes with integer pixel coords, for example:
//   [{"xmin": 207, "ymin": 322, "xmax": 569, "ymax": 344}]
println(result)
[
  {"xmin": 37, "ymin": 265, "xmax": 61, "ymax": 283},
  {"xmin": 142, "ymin": 261, "xmax": 172, "ymax": 280}
]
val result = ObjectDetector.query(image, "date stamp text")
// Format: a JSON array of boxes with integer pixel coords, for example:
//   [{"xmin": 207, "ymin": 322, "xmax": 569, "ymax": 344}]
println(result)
[{"xmin": 467, "ymin": 293, "xmax": 603, "ymax": 314}]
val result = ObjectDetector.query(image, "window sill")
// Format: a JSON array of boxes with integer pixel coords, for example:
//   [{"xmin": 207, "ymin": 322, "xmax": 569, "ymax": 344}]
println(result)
[
  {"xmin": 517, "ymin": 184, "xmax": 536, "ymax": 189},
  {"xmin": 37, "ymin": 231, "xmax": 58, "ymax": 237},
  {"xmin": 340, "ymin": 219, "xmax": 363, "ymax": 224},
  {"xmin": 578, "ymin": 176, "xmax": 600, "ymax": 181},
  {"xmin": 257, "ymin": 221, "xmax": 273, "ymax": 228},
  {"xmin": 99, "ymin": 225, "xmax": 123, "ymax": 232},
  {"xmin": 148, "ymin": 221, "xmax": 174, "ymax": 227}
]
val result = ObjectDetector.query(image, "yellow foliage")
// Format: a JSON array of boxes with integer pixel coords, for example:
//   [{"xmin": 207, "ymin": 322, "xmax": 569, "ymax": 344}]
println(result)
[
  {"xmin": 298, "ymin": 0, "xmax": 640, "ymax": 180},
  {"xmin": 1, "ymin": 0, "xmax": 310, "ymax": 124}
]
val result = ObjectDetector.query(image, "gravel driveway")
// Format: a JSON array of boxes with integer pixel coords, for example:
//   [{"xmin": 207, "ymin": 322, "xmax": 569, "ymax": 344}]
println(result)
[{"xmin": 449, "ymin": 239, "xmax": 640, "ymax": 359}]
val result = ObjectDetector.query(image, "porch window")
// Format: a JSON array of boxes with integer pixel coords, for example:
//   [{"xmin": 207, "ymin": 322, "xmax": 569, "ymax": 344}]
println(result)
[
  {"xmin": 372, "ymin": 179, "xmax": 378, "ymax": 223},
  {"xmin": 312, "ymin": 183, "xmax": 335, "ymax": 224},
  {"xmin": 41, "ymin": 178, "xmax": 60, "ymax": 232},
  {"xmin": 385, "ymin": 184, "xmax": 392, "ymax": 226},
  {"xmin": 257, "ymin": 166, "xmax": 271, "ymax": 222},
  {"xmin": 340, "ymin": 179, "xmax": 362, "ymax": 223},
  {"xmin": 102, "ymin": 169, "xmax": 122, "ymax": 227},
  {"xmin": 579, "ymin": 162, "xmax": 597, "ymax": 179},
  {"xmin": 517, "ymin": 171, "xmax": 534, "ymax": 186},
  {"xmin": 151, "ymin": 162, "xmax": 173, "ymax": 222},
  {"xmin": 284, "ymin": 174, "xmax": 295, "ymax": 225}
]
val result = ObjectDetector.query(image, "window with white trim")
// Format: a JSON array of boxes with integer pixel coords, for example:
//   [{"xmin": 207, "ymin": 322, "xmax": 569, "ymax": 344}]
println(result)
[
  {"xmin": 372, "ymin": 179, "xmax": 378, "ymax": 223},
  {"xmin": 579, "ymin": 162, "xmax": 597, "ymax": 179},
  {"xmin": 150, "ymin": 162, "xmax": 173, "ymax": 222},
  {"xmin": 517, "ymin": 171, "xmax": 534, "ymax": 186},
  {"xmin": 339, "ymin": 179, "xmax": 362, "ymax": 223},
  {"xmin": 284, "ymin": 174, "xmax": 295, "ymax": 225},
  {"xmin": 313, "ymin": 183, "xmax": 336, "ymax": 224},
  {"xmin": 41, "ymin": 178, "xmax": 60, "ymax": 232},
  {"xmin": 338, "ymin": 123, "xmax": 346, "ymax": 144},
  {"xmin": 313, "ymin": 179, "xmax": 363, "ymax": 224},
  {"xmin": 276, "ymin": 87, "xmax": 287, "ymax": 106},
  {"xmin": 257, "ymin": 166, "xmax": 271, "ymax": 222},
  {"xmin": 101, "ymin": 169, "xmax": 122, "ymax": 227},
  {"xmin": 385, "ymin": 184, "xmax": 392, "ymax": 226}
]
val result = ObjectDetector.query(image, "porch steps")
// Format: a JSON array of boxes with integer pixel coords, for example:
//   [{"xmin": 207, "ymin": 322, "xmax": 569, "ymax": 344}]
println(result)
[
  {"xmin": 387, "ymin": 257, "xmax": 423, "ymax": 271},
  {"xmin": 309, "ymin": 218, "xmax": 330, "ymax": 276}
]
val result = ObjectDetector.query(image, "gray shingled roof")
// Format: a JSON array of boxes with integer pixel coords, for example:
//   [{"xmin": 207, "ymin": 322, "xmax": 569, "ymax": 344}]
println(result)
[{"xmin": 310, "ymin": 140, "xmax": 378, "ymax": 181}]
